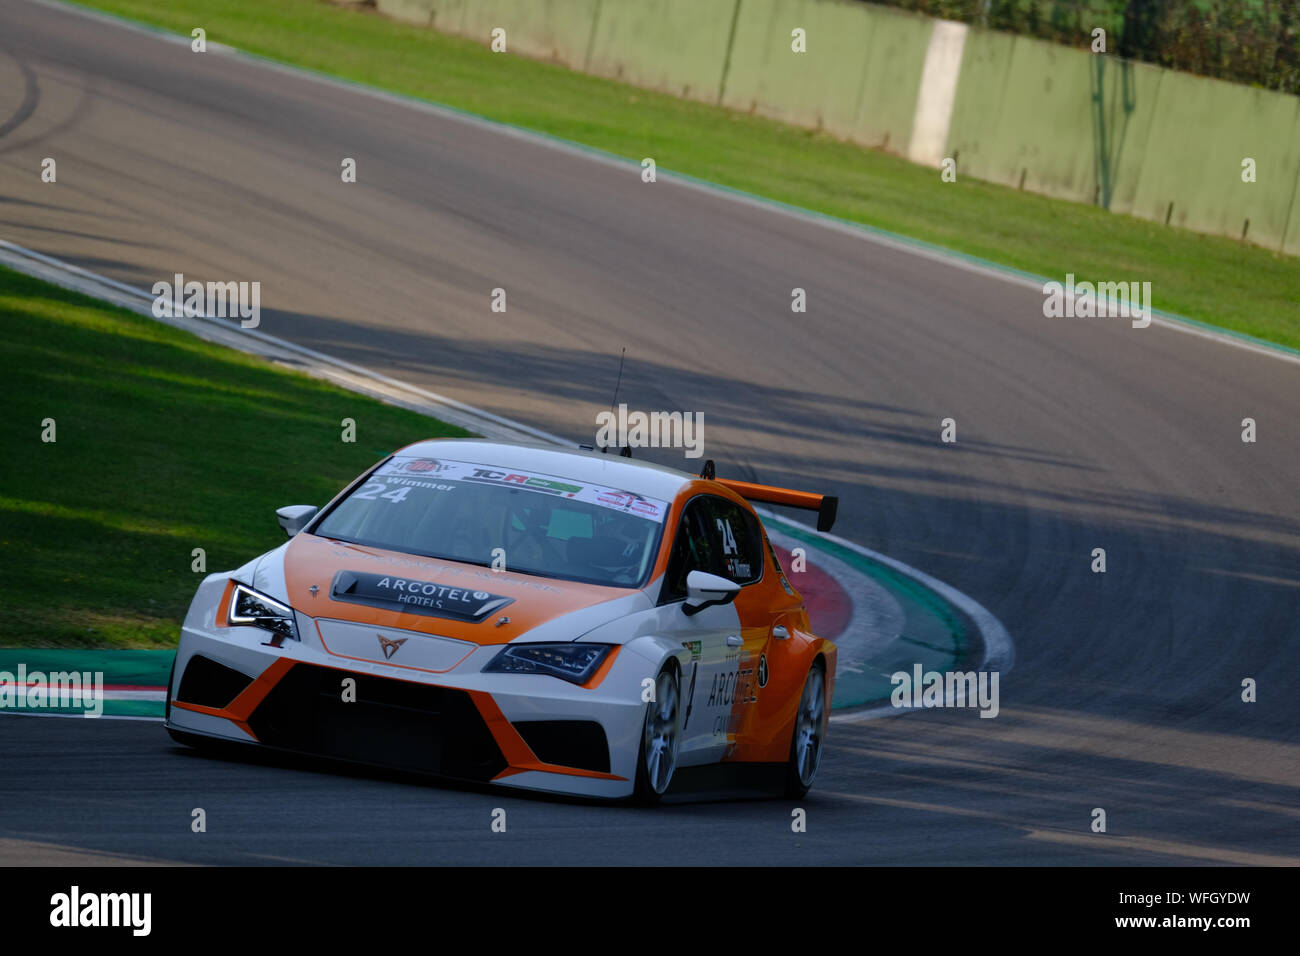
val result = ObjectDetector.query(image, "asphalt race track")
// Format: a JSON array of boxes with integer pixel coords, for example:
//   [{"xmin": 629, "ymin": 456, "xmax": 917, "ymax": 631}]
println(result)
[{"xmin": 1, "ymin": 0, "xmax": 1298, "ymax": 865}]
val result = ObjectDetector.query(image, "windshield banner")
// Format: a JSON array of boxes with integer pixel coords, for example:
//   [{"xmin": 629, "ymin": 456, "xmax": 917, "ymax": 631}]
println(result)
[{"xmin": 373, "ymin": 456, "xmax": 670, "ymax": 522}]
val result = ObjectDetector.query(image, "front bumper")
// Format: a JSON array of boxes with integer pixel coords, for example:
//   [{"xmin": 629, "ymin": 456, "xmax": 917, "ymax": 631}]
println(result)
[{"xmin": 167, "ymin": 587, "xmax": 654, "ymax": 799}]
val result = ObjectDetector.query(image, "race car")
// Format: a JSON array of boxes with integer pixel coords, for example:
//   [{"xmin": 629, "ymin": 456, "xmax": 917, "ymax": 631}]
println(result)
[{"xmin": 165, "ymin": 439, "xmax": 838, "ymax": 800}]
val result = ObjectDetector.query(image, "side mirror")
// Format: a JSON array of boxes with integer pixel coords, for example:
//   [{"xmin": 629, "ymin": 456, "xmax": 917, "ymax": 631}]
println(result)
[
  {"xmin": 683, "ymin": 570, "xmax": 741, "ymax": 617},
  {"xmin": 276, "ymin": 505, "xmax": 318, "ymax": 537}
]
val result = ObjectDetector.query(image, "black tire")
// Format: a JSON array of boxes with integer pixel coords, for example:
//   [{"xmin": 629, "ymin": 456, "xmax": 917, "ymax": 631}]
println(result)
[
  {"xmin": 784, "ymin": 659, "xmax": 828, "ymax": 799},
  {"xmin": 163, "ymin": 654, "xmax": 177, "ymax": 724},
  {"xmin": 633, "ymin": 664, "xmax": 682, "ymax": 804}
]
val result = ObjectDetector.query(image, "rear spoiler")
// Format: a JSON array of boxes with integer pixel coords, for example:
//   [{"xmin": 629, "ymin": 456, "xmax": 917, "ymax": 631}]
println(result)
[{"xmin": 713, "ymin": 478, "xmax": 838, "ymax": 533}]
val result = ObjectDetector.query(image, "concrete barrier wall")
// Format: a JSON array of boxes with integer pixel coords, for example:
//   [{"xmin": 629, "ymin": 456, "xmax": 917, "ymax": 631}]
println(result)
[
  {"xmin": 968, "ymin": 38, "xmax": 1173, "ymax": 208},
  {"xmin": 585, "ymin": 0, "xmax": 738, "ymax": 101},
  {"xmin": 722, "ymin": 0, "xmax": 874, "ymax": 132},
  {"xmin": 464, "ymin": 0, "xmax": 601, "ymax": 68},
  {"xmin": 381, "ymin": 1, "xmax": 598, "ymax": 67},
  {"xmin": 947, "ymin": 35, "xmax": 1168, "ymax": 208},
  {"xmin": 947, "ymin": 29, "xmax": 1300, "ymax": 251},
  {"xmin": 375, "ymin": 0, "xmax": 1300, "ymax": 254},
  {"xmin": 1094, "ymin": 59, "xmax": 1165, "ymax": 217},
  {"xmin": 948, "ymin": 34, "xmax": 1099, "ymax": 202},
  {"xmin": 719, "ymin": 0, "xmax": 930, "ymax": 152},
  {"xmin": 376, "ymin": 0, "xmax": 440, "ymax": 30},
  {"xmin": 1127, "ymin": 72, "xmax": 1300, "ymax": 249},
  {"xmin": 1287, "ymin": 159, "xmax": 1300, "ymax": 256}
]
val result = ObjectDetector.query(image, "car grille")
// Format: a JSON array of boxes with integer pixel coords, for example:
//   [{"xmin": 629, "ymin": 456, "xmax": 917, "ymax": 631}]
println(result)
[{"xmin": 245, "ymin": 663, "xmax": 507, "ymax": 782}]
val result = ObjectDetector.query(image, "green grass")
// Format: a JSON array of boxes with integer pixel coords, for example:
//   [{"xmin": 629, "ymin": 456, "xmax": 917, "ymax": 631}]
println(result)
[
  {"xmin": 0, "ymin": 267, "xmax": 468, "ymax": 648},
  {"xmin": 71, "ymin": 0, "xmax": 1300, "ymax": 351}
]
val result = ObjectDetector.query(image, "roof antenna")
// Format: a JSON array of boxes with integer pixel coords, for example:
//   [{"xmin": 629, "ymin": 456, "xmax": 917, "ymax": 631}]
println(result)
[
  {"xmin": 608, "ymin": 347, "xmax": 626, "ymax": 420},
  {"xmin": 602, "ymin": 347, "xmax": 627, "ymax": 456}
]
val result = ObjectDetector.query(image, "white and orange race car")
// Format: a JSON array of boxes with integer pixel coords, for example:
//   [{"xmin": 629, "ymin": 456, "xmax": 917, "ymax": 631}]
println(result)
[{"xmin": 165, "ymin": 439, "xmax": 838, "ymax": 801}]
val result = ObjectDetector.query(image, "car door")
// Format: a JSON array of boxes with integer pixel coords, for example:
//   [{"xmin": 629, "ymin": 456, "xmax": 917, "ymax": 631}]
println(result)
[
  {"xmin": 651, "ymin": 496, "xmax": 741, "ymax": 766},
  {"xmin": 696, "ymin": 495, "xmax": 772, "ymax": 760},
  {"xmin": 653, "ymin": 494, "xmax": 770, "ymax": 765}
]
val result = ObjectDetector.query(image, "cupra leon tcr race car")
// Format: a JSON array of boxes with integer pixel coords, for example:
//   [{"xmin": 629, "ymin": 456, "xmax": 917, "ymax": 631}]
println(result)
[{"xmin": 166, "ymin": 439, "xmax": 839, "ymax": 801}]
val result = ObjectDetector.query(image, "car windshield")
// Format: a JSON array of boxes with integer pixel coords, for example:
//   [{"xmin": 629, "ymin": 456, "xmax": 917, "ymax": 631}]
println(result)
[{"xmin": 312, "ymin": 455, "xmax": 670, "ymax": 588}]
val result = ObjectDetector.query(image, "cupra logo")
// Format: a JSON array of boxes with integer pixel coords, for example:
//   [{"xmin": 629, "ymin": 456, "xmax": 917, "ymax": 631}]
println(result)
[{"xmin": 377, "ymin": 634, "xmax": 407, "ymax": 659}]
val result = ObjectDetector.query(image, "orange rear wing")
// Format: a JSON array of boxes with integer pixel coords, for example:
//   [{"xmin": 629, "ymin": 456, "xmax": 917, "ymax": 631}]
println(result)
[{"xmin": 714, "ymin": 478, "xmax": 838, "ymax": 533}]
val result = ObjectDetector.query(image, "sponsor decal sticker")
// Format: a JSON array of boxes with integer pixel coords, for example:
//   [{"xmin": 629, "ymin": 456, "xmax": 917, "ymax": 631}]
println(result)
[
  {"xmin": 401, "ymin": 458, "xmax": 445, "ymax": 473},
  {"xmin": 331, "ymin": 571, "xmax": 514, "ymax": 622},
  {"xmin": 370, "ymin": 456, "xmax": 669, "ymax": 521}
]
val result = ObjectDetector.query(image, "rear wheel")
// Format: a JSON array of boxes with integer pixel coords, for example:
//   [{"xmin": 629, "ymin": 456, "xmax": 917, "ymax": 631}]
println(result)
[
  {"xmin": 634, "ymin": 665, "xmax": 682, "ymax": 803},
  {"xmin": 784, "ymin": 660, "xmax": 827, "ymax": 799}
]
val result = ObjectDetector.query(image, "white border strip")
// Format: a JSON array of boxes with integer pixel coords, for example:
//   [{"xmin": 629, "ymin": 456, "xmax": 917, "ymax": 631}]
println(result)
[{"xmin": 908, "ymin": 20, "xmax": 968, "ymax": 167}]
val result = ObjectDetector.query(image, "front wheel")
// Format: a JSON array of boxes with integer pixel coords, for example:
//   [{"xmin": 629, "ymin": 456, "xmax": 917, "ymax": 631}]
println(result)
[
  {"xmin": 634, "ymin": 665, "xmax": 682, "ymax": 803},
  {"xmin": 784, "ymin": 660, "xmax": 828, "ymax": 798},
  {"xmin": 164, "ymin": 654, "xmax": 176, "ymax": 724}
]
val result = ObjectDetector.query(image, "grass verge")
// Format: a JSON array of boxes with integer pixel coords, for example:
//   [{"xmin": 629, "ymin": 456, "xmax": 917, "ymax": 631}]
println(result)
[
  {"xmin": 0, "ymin": 267, "xmax": 468, "ymax": 648},
  {"xmin": 70, "ymin": 0, "xmax": 1300, "ymax": 351}
]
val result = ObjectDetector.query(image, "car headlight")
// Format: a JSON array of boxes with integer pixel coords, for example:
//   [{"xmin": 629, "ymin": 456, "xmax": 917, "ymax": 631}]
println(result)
[
  {"xmin": 228, "ymin": 583, "xmax": 299, "ymax": 641},
  {"xmin": 484, "ymin": 643, "xmax": 611, "ymax": 684}
]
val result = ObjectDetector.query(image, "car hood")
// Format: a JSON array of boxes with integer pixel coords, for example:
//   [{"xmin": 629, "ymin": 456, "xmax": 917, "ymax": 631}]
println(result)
[{"xmin": 279, "ymin": 533, "xmax": 651, "ymax": 646}]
